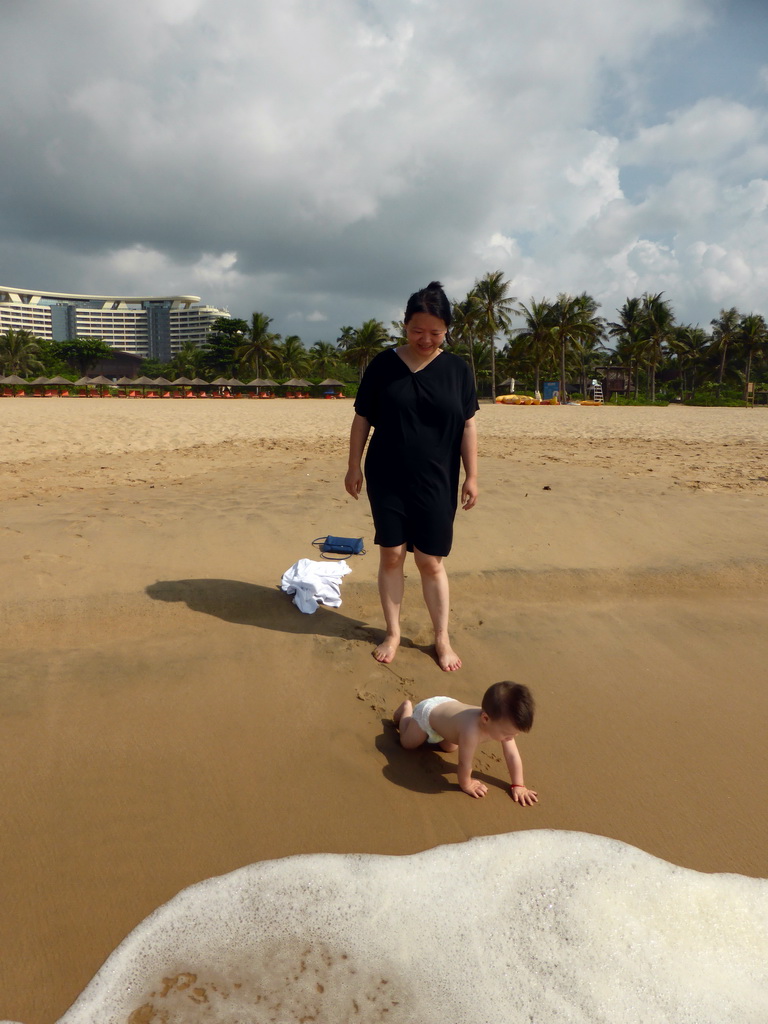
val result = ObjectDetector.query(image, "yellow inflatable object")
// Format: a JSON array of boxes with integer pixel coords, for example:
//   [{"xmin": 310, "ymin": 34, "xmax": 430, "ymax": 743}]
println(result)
[{"xmin": 499, "ymin": 395, "xmax": 565, "ymax": 403}]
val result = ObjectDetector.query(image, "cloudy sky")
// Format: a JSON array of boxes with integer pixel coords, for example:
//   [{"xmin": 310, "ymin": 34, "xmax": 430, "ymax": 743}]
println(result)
[{"xmin": 1, "ymin": 0, "xmax": 766, "ymax": 342}]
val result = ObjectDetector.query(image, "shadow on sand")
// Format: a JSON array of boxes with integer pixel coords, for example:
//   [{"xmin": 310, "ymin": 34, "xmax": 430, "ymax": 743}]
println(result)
[
  {"xmin": 146, "ymin": 578, "xmax": 370, "ymax": 639},
  {"xmin": 145, "ymin": 579, "xmax": 440, "ymax": 668},
  {"xmin": 375, "ymin": 719, "xmax": 509, "ymax": 796}
]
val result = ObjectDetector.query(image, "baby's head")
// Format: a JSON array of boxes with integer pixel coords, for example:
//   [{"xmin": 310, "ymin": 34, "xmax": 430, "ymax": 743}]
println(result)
[{"xmin": 481, "ymin": 682, "xmax": 535, "ymax": 734}]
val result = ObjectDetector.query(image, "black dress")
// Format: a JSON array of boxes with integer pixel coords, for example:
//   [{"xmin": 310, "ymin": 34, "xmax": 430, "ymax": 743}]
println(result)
[{"xmin": 354, "ymin": 348, "xmax": 478, "ymax": 556}]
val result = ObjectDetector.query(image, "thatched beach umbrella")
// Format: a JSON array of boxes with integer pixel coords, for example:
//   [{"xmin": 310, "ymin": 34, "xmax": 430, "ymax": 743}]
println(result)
[
  {"xmin": 90, "ymin": 374, "xmax": 116, "ymax": 396},
  {"xmin": 319, "ymin": 377, "xmax": 345, "ymax": 396},
  {"xmin": 130, "ymin": 375, "xmax": 157, "ymax": 395},
  {"xmin": 255, "ymin": 377, "xmax": 277, "ymax": 396},
  {"xmin": 3, "ymin": 374, "xmax": 28, "ymax": 395},
  {"xmin": 290, "ymin": 378, "xmax": 313, "ymax": 397},
  {"xmin": 47, "ymin": 375, "xmax": 73, "ymax": 395},
  {"xmin": 28, "ymin": 376, "xmax": 50, "ymax": 395},
  {"xmin": 172, "ymin": 376, "xmax": 193, "ymax": 396},
  {"xmin": 187, "ymin": 377, "xmax": 210, "ymax": 396}
]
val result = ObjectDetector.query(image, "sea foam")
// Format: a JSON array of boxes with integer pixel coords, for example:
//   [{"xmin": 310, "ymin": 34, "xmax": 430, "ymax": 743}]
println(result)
[{"xmin": 5, "ymin": 830, "xmax": 767, "ymax": 1024}]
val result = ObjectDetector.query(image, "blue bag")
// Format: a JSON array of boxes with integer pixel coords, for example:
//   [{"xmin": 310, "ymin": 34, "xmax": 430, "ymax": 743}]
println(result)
[{"xmin": 313, "ymin": 535, "xmax": 366, "ymax": 560}]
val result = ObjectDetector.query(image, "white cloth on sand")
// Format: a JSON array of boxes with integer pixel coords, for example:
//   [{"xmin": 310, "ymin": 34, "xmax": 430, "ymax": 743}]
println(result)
[{"xmin": 280, "ymin": 558, "xmax": 352, "ymax": 614}]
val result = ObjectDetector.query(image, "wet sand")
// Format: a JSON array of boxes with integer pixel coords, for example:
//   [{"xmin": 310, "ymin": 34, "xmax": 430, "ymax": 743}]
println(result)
[{"xmin": 1, "ymin": 398, "xmax": 767, "ymax": 1023}]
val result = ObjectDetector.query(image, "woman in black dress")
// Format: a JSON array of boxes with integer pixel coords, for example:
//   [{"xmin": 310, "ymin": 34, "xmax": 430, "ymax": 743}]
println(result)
[{"xmin": 345, "ymin": 282, "xmax": 478, "ymax": 671}]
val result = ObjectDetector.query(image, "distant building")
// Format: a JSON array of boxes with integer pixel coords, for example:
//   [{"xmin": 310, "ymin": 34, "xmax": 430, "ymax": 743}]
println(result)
[
  {"xmin": 88, "ymin": 350, "xmax": 144, "ymax": 378},
  {"xmin": 0, "ymin": 286, "xmax": 230, "ymax": 362}
]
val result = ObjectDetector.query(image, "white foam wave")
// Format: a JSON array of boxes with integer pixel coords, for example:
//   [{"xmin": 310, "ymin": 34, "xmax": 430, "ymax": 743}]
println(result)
[{"xmin": 5, "ymin": 831, "xmax": 767, "ymax": 1024}]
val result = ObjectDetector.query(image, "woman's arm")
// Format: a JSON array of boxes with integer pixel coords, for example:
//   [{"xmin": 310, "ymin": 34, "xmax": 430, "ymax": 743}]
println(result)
[
  {"xmin": 344, "ymin": 413, "xmax": 371, "ymax": 499},
  {"xmin": 460, "ymin": 416, "xmax": 478, "ymax": 510}
]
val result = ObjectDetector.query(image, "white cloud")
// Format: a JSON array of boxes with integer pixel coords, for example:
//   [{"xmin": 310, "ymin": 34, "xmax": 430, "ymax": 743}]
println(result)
[
  {"xmin": 621, "ymin": 98, "xmax": 765, "ymax": 166},
  {"xmin": 0, "ymin": 0, "xmax": 766, "ymax": 336}
]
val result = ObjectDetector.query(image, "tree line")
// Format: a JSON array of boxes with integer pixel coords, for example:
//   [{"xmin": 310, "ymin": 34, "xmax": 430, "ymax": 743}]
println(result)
[{"xmin": 2, "ymin": 272, "xmax": 766, "ymax": 403}]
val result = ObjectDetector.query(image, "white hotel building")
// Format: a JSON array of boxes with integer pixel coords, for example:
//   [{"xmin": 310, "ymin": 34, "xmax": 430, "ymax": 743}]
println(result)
[{"xmin": 0, "ymin": 286, "xmax": 230, "ymax": 362}]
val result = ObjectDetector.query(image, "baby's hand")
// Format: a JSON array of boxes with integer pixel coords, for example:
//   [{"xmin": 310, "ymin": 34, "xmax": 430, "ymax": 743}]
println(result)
[
  {"xmin": 461, "ymin": 779, "xmax": 488, "ymax": 799},
  {"xmin": 511, "ymin": 785, "xmax": 538, "ymax": 806}
]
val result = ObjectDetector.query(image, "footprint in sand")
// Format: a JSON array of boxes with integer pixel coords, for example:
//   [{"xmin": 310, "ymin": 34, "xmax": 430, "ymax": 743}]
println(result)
[{"xmin": 355, "ymin": 688, "xmax": 386, "ymax": 713}]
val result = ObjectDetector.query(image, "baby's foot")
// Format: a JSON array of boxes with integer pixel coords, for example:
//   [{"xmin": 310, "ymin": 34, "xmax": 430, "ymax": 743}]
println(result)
[
  {"xmin": 393, "ymin": 699, "xmax": 412, "ymax": 727},
  {"xmin": 373, "ymin": 634, "xmax": 400, "ymax": 664},
  {"xmin": 435, "ymin": 637, "xmax": 462, "ymax": 672}
]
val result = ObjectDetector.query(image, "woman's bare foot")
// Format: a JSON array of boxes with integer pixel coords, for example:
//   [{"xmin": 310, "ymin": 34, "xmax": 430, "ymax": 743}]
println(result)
[
  {"xmin": 373, "ymin": 634, "xmax": 400, "ymax": 663},
  {"xmin": 393, "ymin": 699, "xmax": 412, "ymax": 727},
  {"xmin": 435, "ymin": 636, "xmax": 461, "ymax": 672}
]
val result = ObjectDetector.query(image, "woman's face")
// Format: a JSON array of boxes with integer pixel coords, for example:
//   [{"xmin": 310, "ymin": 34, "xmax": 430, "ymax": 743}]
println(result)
[{"xmin": 404, "ymin": 312, "xmax": 447, "ymax": 359}]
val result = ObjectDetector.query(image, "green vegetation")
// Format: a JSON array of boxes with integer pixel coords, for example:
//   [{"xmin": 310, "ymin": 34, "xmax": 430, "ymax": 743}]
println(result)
[
  {"xmin": 0, "ymin": 328, "xmax": 44, "ymax": 377},
  {"xmin": 2, "ymin": 279, "xmax": 766, "ymax": 403},
  {"xmin": 0, "ymin": 333, "xmax": 112, "ymax": 379}
]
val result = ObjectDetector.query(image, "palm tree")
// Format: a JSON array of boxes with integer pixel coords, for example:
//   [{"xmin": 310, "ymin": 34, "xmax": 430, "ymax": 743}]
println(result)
[
  {"xmin": 0, "ymin": 328, "xmax": 44, "ymax": 377},
  {"xmin": 668, "ymin": 325, "xmax": 709, "ymax": 399},
  {"xmin": 513, "ymin": 298, "xmax": 557, "ymax": 394},
  {"xmin": 390, "ymin": 319, "xmax": 407, "ymax": 342},
  {"xmin": 236, "ymin": 312, "xmax": 280, "ymax": 380},
  {"xmin": 738, "ymin": 313, "xmax": 768, "ymax": 399},
  {"xmin": 608, "ymin": 297, "xmax": 645, "ymax": 398},
  {"xmin": 640, "ymin": 292, "xmax": 675, "ymax": 402},
  {"xmin": 308, "ymin": 341, "xmax": 341, "ymax": 377},
  {"xmin": 710, "ymin": 308, "xmax": 740, "ymax": 399},
  {"xmin": 338, "ymin": 319, "xmax": 390, "ymax": 381},
  {"xmin": 171, "ymin": 341, "xmax": 206, "ymax": 379},
  {"xmin": 571, "ymin": 332, "xmax": 607, "ymax": 398},
  {"xmin": 549, "ymin": 293, "xmax": 603, "ymax": 402},
  {"xmin": 450, "ymin": 294, "xmax": 483, "ymax": 390},
  {"xmin": 470, "ymin": 271, "xmax": 516, "ymax": 400},
  {"xmin": 274, "ymin": 335, "xmax": 309, "ymax": 379}
]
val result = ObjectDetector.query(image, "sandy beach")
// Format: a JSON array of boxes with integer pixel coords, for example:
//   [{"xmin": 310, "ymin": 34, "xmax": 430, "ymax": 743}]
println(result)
[{"xmin": 1, "ymin": 398, "xmax": 767, "ymax": 1024}]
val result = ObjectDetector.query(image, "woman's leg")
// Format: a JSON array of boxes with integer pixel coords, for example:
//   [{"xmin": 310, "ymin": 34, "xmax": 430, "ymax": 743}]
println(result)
[
  {"xmin": 375, "ymin": 543, "xmax": 407, "ymax": 663},
  {"xmin": 413, "ymin": 548, "xmax": 461, "ymax": 671}
]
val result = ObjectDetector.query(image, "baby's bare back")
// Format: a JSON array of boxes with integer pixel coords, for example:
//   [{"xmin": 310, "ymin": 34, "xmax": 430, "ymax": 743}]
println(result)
[{"xmin": 428, "ymin": 700, "xmax": 481, "ymax": 744}]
